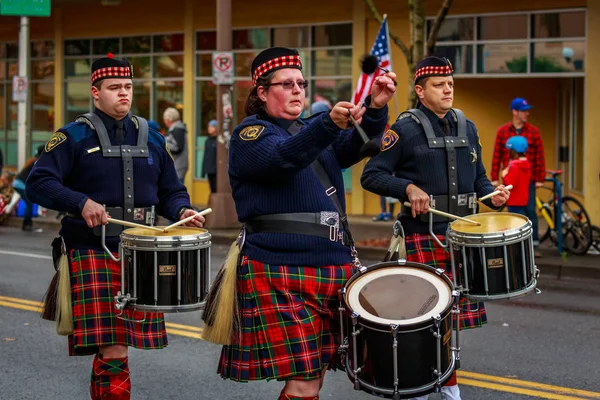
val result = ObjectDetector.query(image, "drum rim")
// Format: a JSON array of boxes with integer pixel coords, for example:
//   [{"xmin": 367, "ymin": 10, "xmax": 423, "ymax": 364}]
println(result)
[
  {"xmin": 345, "ymin": 263, "xmax": 453, "ymax": 327},
  {"xmin": 121, "ymin": 227, "xmax": 211, "ymax": 244}
]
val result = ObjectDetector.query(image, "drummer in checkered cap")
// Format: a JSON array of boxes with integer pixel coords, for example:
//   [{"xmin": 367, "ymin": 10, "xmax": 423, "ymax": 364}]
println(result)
[
  {"xmin": 26, "ymin": 53, "xmax": 204, "ymax": 399},
  {"xmin": 211, "ymin": 46, "xmax": 396, "ymax": 399},
  {"xmin": 362, "ymin": 56, "xmax": 510, "ymax": 400}
]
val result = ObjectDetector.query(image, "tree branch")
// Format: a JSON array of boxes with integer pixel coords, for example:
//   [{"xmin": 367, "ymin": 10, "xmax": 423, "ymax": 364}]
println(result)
[
  {"xmin": 426, "ymin": 0, "xmax": 454, "ymax": 56},
  {"xmin": 362, "ymin": 0, "xmax": 409, "ymax": 59}
]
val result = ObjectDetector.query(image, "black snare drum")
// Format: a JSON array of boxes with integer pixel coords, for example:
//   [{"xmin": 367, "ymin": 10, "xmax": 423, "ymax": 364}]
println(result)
[
  {"xmin": 117, "ymin": 227, "xmax": 211, "ymax": 312},
  {"xmin": 339, "ymin": 261, "xmax": 459, "ymax": 399},
  {"xmin": 447, "ymin": 213, "xmax": 538, "ymax": 301}
]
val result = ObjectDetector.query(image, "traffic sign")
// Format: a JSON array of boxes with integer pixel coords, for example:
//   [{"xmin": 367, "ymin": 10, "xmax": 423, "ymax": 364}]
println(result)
[
  {"xmin": 212, "ymin": 52, "xmax": 234, "ymax": 85},
  {"xmin": 12, "ymin": 76, "xmax": 27, "ymax": 102},
  {"xmin": 1, "ymin": 0, "xmax": 51, "ymax": 17}
]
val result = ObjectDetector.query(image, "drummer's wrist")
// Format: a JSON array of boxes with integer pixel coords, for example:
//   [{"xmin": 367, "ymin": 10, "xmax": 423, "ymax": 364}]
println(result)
[{"xmin": 177, "ymin": 206, "xmax": 192, "ymax": 219}]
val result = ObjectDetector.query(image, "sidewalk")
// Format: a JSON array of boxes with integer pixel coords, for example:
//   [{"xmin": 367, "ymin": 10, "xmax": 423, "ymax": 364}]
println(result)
[{"xmin": 5, "ymin": 212, "xmax": 599, "ymax": 281}]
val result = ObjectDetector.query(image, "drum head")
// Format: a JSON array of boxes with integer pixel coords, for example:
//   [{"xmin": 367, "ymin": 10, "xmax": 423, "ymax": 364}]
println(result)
[
  {"xmin": 347, "ymin": 266, "xmax": 452, "ymax": 326},
  {"xmin": 450, "ymin": 212, "xmax": 528, "ymax": 234}
]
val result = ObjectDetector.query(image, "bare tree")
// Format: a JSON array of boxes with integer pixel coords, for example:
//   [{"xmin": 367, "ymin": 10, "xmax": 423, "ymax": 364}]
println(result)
[{"xmin": 363, "ymin": 0, "xmax": 454, "ymax": 107}]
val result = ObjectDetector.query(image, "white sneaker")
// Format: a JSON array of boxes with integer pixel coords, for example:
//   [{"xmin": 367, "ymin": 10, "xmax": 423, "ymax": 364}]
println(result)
[{"xmin": 441, "ymin": 385, "xmax": 461, "ymax": 400}]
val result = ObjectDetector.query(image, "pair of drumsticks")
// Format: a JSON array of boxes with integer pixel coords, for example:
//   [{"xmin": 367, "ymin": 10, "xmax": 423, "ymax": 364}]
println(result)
[
  {"xmin": 402, "ymin": 185, "xmax": 513, "ymax": 226},
  {"xmin": 106, "ymin": 208, "xmax": 213, "ymax": 232}
]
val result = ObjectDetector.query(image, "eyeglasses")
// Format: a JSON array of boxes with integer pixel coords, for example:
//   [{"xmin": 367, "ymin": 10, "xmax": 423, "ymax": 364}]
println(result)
[{"xmin": 264, "ymin": 80, "xmax": 309, "ymax": 90}]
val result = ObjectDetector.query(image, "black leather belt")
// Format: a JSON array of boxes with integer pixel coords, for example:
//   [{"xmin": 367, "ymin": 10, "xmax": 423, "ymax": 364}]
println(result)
[{"xmin": 244, "ymin": 212, "xmax": 348, "ymax": 244}]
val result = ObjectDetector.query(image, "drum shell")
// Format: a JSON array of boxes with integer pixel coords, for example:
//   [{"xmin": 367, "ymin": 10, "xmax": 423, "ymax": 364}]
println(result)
[
  {"xmin": 120, "ymin": 228, "xmax": 211, "ymax": 312},
  {"xmin": 341, "ymin": 262, "xmax": 456, "ymax": 398}
]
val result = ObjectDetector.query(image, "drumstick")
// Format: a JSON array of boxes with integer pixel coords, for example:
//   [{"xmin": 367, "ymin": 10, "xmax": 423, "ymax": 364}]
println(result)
[
  {"xmin": 402, "ymin": 202, "xmax": 481, "ymax": 226},
  {"xmin": 107, "ymin": 217, "xmax": 165, "ymax": 232},
  {"xmin": 478, "ymin": 185, "xmax": 513, "ymax": 202},
  {"xmin": 163, "ymin": 208, "xmax": 213, "ymax": 232}
]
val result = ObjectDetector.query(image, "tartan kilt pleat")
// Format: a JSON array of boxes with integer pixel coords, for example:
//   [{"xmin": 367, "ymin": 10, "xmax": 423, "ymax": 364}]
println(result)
[
  {"xmin": 68, "ymin": 249, "xmax": 168, "ymax": 356},
  {"xmin": 218, "ymin": 257, "xmax": 355, "ymax": 382},
  {"xmin": 404, "ymin": 234, "xmax": 487, "ymax": 330}
]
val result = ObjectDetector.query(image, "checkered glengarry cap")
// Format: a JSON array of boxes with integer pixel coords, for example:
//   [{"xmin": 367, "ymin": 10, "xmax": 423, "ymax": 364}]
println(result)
[
  {"xmin": 91, "ymin": 53, "xmax": 133, "ymax": 85},
  {"xmin": 414, "ymin": 56, "xmax": 453, "ymax": 83},
  {"xmin": 251, "ymin": 47, "xmax": 302, "ymax": 86}
]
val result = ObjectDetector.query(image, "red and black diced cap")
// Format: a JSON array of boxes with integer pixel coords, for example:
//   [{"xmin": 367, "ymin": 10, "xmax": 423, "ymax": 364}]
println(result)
[
  {"xmin": 251, "ymin": 47, "xmax": 302, "ymax": 86},
  {"xmin": 91, "ymin": 53, "xmax": 133, "ymax": 85},
  {"xmin": 414, "ymin": 56, "xmax": 453, "ymax": 83}
]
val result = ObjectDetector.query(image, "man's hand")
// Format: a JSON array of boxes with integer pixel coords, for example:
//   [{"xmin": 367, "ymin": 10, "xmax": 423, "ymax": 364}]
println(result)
[
  {"xmin": 180, "ymin": 208, "xmax": 205, "ymax": 228},
  {"xmin": 370, "ymin": 72, "xmax": 397, "ymax": 108},
  {"xmin": 490, "ymin": 184, "xmax": 510, "ymax": 208},
  {"xmin": 491, "ymin": 180, "xmax": 499, "ymax": 186},
  {"xmin": 81, "ymin": 199, "xmax": 109, "ymax": 228},
  {"xmin": 329, "ymin": 102, "xmax": 366, "ymax": 129},
  {"xmin": 406, "ymin": 184, "xmax": 430, "ymax": 218}
]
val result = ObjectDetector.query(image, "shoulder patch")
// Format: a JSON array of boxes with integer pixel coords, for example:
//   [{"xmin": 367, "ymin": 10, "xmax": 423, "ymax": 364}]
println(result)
[
  {"xmin": 45, "ymin": 132, "xmax": 67, "ymax": 152},
  {"xmin": 381, "ymin": 129, "xmax": 399, "ymax": 151},
  {"xmin": 239, "ymin": 125, "xmax": 265, "ymax": 141}
]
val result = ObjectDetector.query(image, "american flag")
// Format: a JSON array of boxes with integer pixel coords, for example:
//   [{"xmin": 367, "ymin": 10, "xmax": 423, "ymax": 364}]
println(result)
[{"xmin": 352, "ymin": 17, "xmax": 391, "ymax": 105}]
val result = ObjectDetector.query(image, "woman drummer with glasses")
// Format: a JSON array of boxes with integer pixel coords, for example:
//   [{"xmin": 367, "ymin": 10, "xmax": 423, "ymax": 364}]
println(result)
[{"xmin": 210, "ymin": 46, "xmax": 396, "ymax": 400}]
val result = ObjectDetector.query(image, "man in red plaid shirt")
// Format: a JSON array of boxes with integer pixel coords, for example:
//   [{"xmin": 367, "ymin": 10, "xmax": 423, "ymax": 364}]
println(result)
[{"xmin": 491, "ymin": 98, "xmax": 546, "ymax": 250}]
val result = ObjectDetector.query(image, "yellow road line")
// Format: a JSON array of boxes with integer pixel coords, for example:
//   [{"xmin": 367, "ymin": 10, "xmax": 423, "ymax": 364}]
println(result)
[
  {"xmin": 459, "ymin": 378, "xmax": 589, "ymax": 400},
  {"xmin": 2, "ymin": 296, "xmax": 600, "ymax": 399},
  {"xmin": 459, "ymin": 371, "xmax": 600, "ymax": 399}
]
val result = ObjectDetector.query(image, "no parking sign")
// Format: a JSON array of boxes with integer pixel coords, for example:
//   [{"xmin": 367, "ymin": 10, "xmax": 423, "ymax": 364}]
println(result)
[
  {"xmin": 212, "ymin": 52, "xmax": 234, "ymax": 85},
  {"xmin": 12, "ymin": 76, "xmax": 27, "ymax": 102}
]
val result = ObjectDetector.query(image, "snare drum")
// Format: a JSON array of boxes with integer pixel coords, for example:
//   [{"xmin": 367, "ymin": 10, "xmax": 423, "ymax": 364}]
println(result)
[
  {"xmin": 339, "ymin": 261, "xmax": 459, "ymax": 399},
  {"xmin": 447, "ymin": 212, "xmax": 538, "ymax": 301},
  {"xmin": 117, "ymin": 227, "xmax": 211, "ymax": 312}
]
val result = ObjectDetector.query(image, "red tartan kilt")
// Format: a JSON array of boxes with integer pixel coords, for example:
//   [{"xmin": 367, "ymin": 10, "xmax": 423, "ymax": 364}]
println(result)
[
  {"xmin": 404, "ymin": 233, "xmax": 487, "ymax": 330},
  {"xmin": 218, "ymin": 257, "xmax": 355, "ymax": 382},
  {"xmin": 68, "ymin": 249, "xmax": 168, "ymax": 356}
]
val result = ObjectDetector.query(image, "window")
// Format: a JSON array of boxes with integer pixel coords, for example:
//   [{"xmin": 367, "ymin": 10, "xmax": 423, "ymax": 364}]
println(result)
[
  {"xmin": 428, "ymin": 9, "xmax": 586, "ymax": 76},
  {"xmin": 194, "ymin": 22, "xmax": 353, "ymax": 191},
  {"xmin": 63, "ymin": 34, "xmax": 185, "ymax": 132}
]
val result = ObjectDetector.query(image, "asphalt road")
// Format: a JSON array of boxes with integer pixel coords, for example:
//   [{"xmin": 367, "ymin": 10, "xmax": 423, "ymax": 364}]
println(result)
[{"xmin": 1, "ymin": 226, "xmax": 600, "ymax": 400}]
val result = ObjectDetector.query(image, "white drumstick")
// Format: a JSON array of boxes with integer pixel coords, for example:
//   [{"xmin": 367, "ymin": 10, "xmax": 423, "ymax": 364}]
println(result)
[
  {"xmin": 402, "ymin": 202, "xmax": 480, "ymax": 226},
  {"xmin": 163, "ymin": 208, "xmax": 213, "ymax": 232},
  {"xmin": 479, "ymin": 185, "xmax": 513, "ymax": 202},
  {"xmin": 107, "ymin": 217, "xmax": 165, "ymax": 232}
]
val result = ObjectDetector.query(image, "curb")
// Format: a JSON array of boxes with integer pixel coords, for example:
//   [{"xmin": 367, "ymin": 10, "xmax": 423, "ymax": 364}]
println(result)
[{"xmin": 4, "ymin": 217, "xmax": 599, "ymax": 281}]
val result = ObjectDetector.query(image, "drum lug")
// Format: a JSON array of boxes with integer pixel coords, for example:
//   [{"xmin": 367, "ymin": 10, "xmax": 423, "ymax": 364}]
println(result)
[
  {"xmin": 435, "ymin": 267, "xmax": 445, "ymax": 276},
  {"xmin": 114, "ymin": 291, "xmax": 135, "ymax": 311}
]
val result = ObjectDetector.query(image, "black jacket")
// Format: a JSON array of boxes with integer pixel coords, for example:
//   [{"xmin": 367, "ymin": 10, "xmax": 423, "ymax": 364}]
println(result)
[{"xmin": 202, "ymin": 136, "xmax": 217, "ymax": 177}]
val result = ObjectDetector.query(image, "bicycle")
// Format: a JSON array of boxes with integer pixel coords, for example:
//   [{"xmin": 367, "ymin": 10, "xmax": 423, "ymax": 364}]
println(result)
[{"xmin": 537, "ymin": 170, "xmax": 592, "ymax": 255}]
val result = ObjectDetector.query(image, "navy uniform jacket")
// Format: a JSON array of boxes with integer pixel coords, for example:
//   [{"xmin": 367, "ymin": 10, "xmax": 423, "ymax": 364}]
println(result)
[
  {"xmin": 26, "ymin": 109, "xmax": 191, "ymax": 252},
  {"xmin": 361, "ymin": 104, "xmax": 494, "ymax": 235},
  {"xmin": 230, "ymin": 106, "xmax": 388, "ymax": 267}
]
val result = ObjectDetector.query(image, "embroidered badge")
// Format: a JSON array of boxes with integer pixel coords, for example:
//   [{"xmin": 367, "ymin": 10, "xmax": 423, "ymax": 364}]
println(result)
[
  {"xmin": 470, "ymin": 147, "xmax": 478, "ymax": 163},
  {"xmin": 239, "ymin": 125, "xmax": 265, "ymax": 141},
  {"xmin": 45, "ymin": 132, "xmax": 67, "ymax": 152},
  {"xmin": 381, "ymin": 129, "xmax": 399, "ymax": 151}
]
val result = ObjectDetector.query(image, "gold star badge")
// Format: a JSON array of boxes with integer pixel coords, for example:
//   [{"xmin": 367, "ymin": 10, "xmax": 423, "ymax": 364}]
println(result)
[{"xmin": 470, "ymin": 148, "xmax": 477, "ymax": 163}]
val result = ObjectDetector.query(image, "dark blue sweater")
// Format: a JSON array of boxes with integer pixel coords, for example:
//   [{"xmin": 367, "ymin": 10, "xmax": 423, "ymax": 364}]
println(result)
[
  {"xmin": 26, "ymin": 110, "xmax": 191, "ymax": 252},
  {"xmin": 361, "ymin": 105, "xmax": 495, "ymax": 235},
  {"xmin": 229, "ymin": 107, "xmax": 388, "ymax": 267}
]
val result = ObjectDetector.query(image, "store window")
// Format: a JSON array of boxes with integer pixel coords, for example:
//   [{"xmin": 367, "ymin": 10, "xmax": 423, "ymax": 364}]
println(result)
[
  {"xmin": 63, "ymin": 34, "xmax": 185, "ymax": 132},
  {"xmin": 428, "ymin": 9, "xmax": 586, "ymax": 76}
]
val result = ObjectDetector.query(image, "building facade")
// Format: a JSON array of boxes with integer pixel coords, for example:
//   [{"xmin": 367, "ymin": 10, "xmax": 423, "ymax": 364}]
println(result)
[{"xmin": 0, "ymin": 0, "xmax": 597, "ymax": 221}]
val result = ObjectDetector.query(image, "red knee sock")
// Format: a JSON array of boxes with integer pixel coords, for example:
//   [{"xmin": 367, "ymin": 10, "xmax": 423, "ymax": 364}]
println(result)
[
  {"xmin": 444, "ymin": 371, "xmax": 457, "ymax": 386},
  {"xmin": 279, "ymin": 388, "xmax": 319, "ymax": 400},
  {"xmin": 90, "ymin": 354, "xmax": 131, "ymax": 400}
]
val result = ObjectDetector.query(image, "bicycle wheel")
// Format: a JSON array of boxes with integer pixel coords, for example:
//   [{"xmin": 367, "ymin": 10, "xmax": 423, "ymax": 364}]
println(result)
[
  {"xmin": 560, "ymin": 196, "xmax": 593, "ymax": 255},
  {"xmin": 591, "ymin": 225, "xmax": 600, "ymax": 253},
  {"xmin": 539, "ymin": 203, "xmax": 554, "ymax": 244}
]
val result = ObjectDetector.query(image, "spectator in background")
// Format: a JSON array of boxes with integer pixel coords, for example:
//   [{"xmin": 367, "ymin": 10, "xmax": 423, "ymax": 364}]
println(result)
[
  {"xmin": 201, "ymin": 119, "xmax": 218, "ymax": 193},
  {"xmin": 163, "ymin": 107, "xmax": 189, "ymax": 183},
  {"xmin": 0, "ymin": 146, "xmax": 3, "ymax": 175},
  {"xmin": 311, "ymin": 100, "xmax": 331, "ymax": 115},
  {"xmin": 501, "ymin": 135, "xmax": 531, "ymax": 217},
  {"xmin": 491, "ymin": 97, "xmax": 546, "ymax": 248},
  {"xmin": 13, "ymin": 145, "xmax": 44, "ymax": 232}
]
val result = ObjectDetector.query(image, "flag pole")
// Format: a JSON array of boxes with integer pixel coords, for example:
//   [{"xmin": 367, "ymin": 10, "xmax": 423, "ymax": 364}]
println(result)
[{"xmin": 383, "ymin": 14, "xmax": 400, "ymax": 116}]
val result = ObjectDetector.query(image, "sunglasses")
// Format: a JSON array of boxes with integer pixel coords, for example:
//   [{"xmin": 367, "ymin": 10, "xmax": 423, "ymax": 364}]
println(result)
[{"xmin": 264, "ymin": 79, "xmax": 309, "ymax": 90}]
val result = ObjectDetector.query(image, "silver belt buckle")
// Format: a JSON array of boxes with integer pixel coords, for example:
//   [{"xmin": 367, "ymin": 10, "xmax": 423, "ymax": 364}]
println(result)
[{"xmin": 329, "ymin": 225, "xmax": 339, "ymax": 242}]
